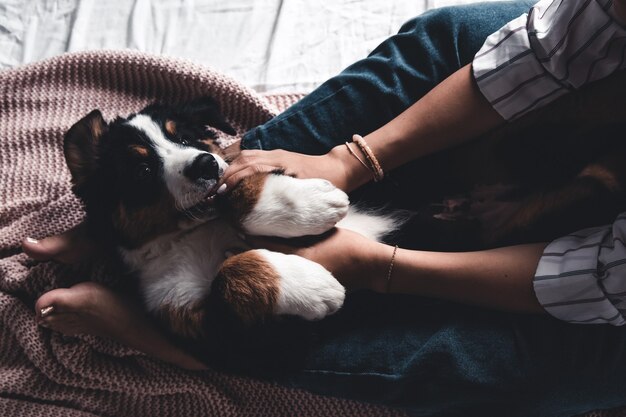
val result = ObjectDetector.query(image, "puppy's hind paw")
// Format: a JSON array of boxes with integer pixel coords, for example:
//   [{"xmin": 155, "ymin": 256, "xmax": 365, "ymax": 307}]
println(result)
[{"xmin": 263, "ymin": 250, "xmax": 345, "ymax": 320}]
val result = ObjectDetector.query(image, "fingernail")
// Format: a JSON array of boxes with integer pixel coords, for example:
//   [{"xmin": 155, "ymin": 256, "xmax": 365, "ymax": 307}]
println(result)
[
  {"xmin": 40, "ymin": 306, "xmax": 54, "ymax": 317},
  {"xmin": 217, "ymin": 184, "xmax": 228, "ymax": 194},
  {"xmin": 26, "ymin": 237, "xmax": 39, "ymax": 244}
]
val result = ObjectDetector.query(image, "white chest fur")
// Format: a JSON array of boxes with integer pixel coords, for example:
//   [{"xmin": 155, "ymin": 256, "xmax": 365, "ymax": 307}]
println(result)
[{"xmin": 120, "ymin": 218, "xmax": 246, "ymax": 312}]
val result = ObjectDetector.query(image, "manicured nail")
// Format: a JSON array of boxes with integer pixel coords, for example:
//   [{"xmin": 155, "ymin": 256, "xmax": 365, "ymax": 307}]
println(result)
[
  {"xmin": 217, "ymin": 184, "xmax": 228, "ymax": 194},
  {"xmin": 26, "ymin": 237, "xmax": 39, "ymax": 244},
  {"xmin": 40, "ymin": 306, "xmax": 54, "ymax": 317}
]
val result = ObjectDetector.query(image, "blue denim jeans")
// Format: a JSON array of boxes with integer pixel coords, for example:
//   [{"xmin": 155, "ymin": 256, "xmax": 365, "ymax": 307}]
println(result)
[{"xmin": 238, "ymin": 2, "xmax": 626, "ymax": 416}]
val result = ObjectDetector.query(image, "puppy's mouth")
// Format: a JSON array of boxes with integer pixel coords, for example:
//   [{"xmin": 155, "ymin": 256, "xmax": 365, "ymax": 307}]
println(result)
[
  {"xmin": 183, "ymin": 186, "xmax": 219, "ymax": 217},
  {"xmin": 181, "ymin": 164, "xmax": 226, "ymax": 217}
]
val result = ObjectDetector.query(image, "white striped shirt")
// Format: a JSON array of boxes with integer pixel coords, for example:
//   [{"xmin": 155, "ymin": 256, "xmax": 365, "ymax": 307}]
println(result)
[
  {"xmin": 472, "ymin": 0, "xmax": 626, "ymax": 325},
  {"xmin": 473, "ymin": 0, "xmax": 626, "ymax": 120}
]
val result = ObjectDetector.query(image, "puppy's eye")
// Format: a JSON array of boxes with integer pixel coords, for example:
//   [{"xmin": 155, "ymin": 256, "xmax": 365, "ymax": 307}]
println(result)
[
  {"xmin": 135, "ymin": 163, "xmax": 152, "ymax": 180},
  {"xmin": 179, "ymin": 137, "xmax": 189, "ymax": 146}
]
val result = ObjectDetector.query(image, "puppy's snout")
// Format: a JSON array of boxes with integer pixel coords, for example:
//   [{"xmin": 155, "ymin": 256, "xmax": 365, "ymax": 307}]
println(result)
[{"xmin": 185, "ymin": 153, "xmax": 219, "ymax": 181}]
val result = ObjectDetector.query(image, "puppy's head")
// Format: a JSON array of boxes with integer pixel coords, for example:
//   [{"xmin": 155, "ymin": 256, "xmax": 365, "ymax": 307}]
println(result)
[{"xmin": 64, "ymin": 97, "xmax": 235, "ymax": 248}]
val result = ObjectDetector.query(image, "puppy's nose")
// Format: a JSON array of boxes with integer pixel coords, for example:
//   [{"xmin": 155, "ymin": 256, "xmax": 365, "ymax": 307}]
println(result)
[{"xmin": 184, "ymin": 153, "xmax": 219, "ymax": 181}]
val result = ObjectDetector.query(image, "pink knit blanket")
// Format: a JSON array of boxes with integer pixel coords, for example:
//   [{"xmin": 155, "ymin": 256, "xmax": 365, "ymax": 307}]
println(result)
[{"xmin": 0, "ymin": 50, "xmax": 403, "ymax": 417}]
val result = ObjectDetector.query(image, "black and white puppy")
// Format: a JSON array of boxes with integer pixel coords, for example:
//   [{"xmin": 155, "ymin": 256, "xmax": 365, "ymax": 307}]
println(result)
[{"xmin": 64, "ymin": 98, "xmax": 397, "ymax": 339}]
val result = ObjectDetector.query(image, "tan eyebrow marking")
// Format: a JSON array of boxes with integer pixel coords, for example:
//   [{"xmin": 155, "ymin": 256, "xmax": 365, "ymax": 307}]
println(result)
[
  {"xmin": 129, "ymin": 145, "xmax": 149, "ymax": 157},
  {"xmin": 165, "ymin": 120, "xmax": 176, "ymax": 136}
]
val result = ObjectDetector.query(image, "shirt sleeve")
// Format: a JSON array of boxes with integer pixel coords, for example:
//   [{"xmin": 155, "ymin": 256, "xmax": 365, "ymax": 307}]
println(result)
[
  {"xmin": 534, "ymin": 214, "xmax": 626, "ymax": 325},
  {"xmin": 472, "ymin": 0, "xmax": 626, "ymax": 121}
]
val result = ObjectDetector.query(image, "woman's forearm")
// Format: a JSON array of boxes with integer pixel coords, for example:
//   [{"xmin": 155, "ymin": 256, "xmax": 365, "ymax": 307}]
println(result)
[
  {"xmin": 249, "ymin": 229, "xmax": 546, "ymax": 314},
  {"xmin": 370, "ymin": 242, "xmax": 547, "ymax": 313},
  {"xmin": 221, "ymin": 64, "xmax": 503, "ymax": 193},
  {"xmin": 333, "ymin": 64, "xmax": 505, "ymax": 191}
]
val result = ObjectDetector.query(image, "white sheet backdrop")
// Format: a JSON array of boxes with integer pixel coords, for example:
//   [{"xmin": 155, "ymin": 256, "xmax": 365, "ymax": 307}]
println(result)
[{"xmin": 0, "ymin": 0, "xmax": 504, "ymax": 93}]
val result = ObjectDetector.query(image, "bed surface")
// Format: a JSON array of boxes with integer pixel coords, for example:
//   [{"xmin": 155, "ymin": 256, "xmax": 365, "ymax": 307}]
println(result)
[
  {"xmin": 0, "ymin": 1, "xmax": 625, "ymax": 417},
  {"xmin": 0, "ymin": 0, "xmax": 498, "ymax": 93}
]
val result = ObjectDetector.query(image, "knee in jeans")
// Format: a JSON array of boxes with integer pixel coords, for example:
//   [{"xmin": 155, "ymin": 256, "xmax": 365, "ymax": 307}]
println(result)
[{"xmin": 397, "ymin": 6, "xmax": 459, "ymax": 36}]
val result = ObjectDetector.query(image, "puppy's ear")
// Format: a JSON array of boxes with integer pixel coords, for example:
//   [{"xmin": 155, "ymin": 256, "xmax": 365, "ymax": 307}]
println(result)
[
  {"xmin": 64, "ymin": 110, "xmax": 108, "ymax": 190},
  {"xmin": 182, "ymin": 97, "xmax": 236, "ymax": 136}
]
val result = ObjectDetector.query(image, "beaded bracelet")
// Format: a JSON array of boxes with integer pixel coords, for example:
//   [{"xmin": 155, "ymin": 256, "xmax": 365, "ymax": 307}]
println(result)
[{"xmin": 352, "ymin": 134, "xmax": 384, "ymax": 182}]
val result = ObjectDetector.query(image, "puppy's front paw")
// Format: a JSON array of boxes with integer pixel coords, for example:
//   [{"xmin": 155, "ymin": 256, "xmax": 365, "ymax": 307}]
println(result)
[
  {"xmin": 281, "ymin": 177, "xmax": 350, "ymax": 236},
  {"xmin": 264, "ymin": 250, "xmax": 346, "ymax": 320},
  {"xmin": 243, "ymin": 175, "xmax": 349, "ymax": 237}
]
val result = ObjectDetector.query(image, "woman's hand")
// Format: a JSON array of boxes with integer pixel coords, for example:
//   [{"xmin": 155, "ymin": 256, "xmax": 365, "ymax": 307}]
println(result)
[
  {"xmin": 246, "ymin": 228, "xmax": 394, "ymax": 292},
  {"xmin": 219, "ymin": 144, "xmax": 373, "ymax": 193}
]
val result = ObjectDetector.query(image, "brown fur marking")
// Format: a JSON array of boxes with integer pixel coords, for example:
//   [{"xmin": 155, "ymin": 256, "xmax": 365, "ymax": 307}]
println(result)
[
  {"xmin": 129, "ymin": 145, "xmax": 149, "ymax": 157},
  {"xmin": 165, "ymin": 120, "xmax": 177, "ymax": 136},
  {"xmin": 113, "ymin": 193, "xmax": 180, "ymax": 248},
  {"xmin": 579, "ymin": 164, "xmax": 621, "ymax": 193},
  {"xmin": 480, "ymin": 179, "xmax": 608, "ymax": 244},
  {"xmin": 156, "ymin": 302, "xmax": 206, "ymax": 339},
  {"xmin": 214, "ymin": 250, "xmax": 280, "ymax": 324},
  {"xmin": 199, "ymin": 137, "xmax": 224, "ymax": 155},
  {"xmin": 88, "ymin": 116, "xmax": 104, "ymax": 139},
  {"xmin": 225, "ymin": 172, "xmax": 270, "ymax": 227}
]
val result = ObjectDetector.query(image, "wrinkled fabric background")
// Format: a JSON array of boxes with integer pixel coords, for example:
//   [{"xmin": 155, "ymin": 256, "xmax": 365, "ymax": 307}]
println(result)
[{"xmin": 0, "ymin": 0, "xmax": 500, "ymax": 93}]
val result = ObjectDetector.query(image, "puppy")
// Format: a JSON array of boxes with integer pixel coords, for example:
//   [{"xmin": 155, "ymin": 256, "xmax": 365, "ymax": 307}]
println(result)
[{"xmin": 63, "ymin": 97, "xmax": 399, "ymax": 339}]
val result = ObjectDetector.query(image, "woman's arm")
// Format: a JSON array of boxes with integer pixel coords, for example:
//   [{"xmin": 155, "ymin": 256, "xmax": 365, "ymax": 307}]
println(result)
[
  {"xmin": 387, "ymin": 242, "xmax": 546, "ymax": 313},
  {"xmin": 220, "ymin": 64, "xmax": 504, "ymax": 192},
  {"xmin": 250, "ymin": 229, "xmax": 546, "ymax": 314},
  {"xmin": 337, "ymin": 64, "xmax": 505, "ymax": 191},
  {"xmin": 253, "ymin": 206, "xmax": 626, "ymax": 323}
]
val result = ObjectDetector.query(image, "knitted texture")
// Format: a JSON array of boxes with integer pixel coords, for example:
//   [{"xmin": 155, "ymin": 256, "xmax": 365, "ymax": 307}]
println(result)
[{"xmin": 0, "ymin": 50, "xmax": 403, "ymax": 417}]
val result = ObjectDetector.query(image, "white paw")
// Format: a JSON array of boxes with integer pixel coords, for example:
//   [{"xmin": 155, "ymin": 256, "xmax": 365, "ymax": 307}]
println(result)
[
  {"xmin": 243, "ymin": 175, "xmax": 350, "ymax": 237},
  {"xmin": 260, "ymin": 250, "xmax": 345, "ymax": 320}
]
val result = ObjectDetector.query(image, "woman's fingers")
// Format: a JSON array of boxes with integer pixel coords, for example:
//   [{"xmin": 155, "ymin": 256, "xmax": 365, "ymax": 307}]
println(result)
[
  {"xmin": 220, "ymin": 164, "xmax": 283, "ymax": 191},
  {"xmin": 219, "ymin": 149, "xmax": 296, "ymax": 189},
  {"xmin": 227, "ymin": 149, "xmax": 272, "ymax": 171},
  {"xmin": 219, "ymin": 152, "xmax": 262, "ymax": 187},
  {"xmin": 218, "ymin": 147, "xmax": 353, "ymax": 193}
]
